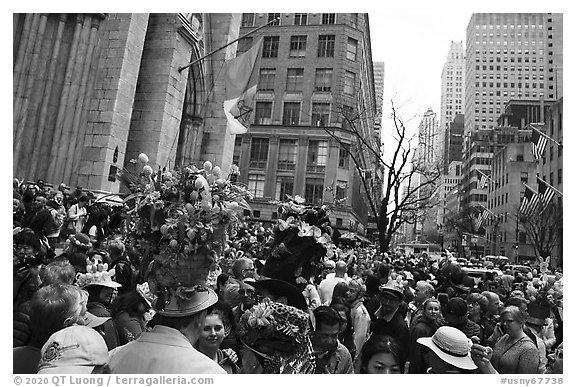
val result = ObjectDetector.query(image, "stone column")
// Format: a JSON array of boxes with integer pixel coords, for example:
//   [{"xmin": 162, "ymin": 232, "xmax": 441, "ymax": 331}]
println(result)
[
  {"xmin": 123, "ymin": 14, "xmax": 193, "ymax": 179},
  {"xmin": 78, "ymin": 13, "xmax": 150, "ymax": 192},
  {"xmin": 199, "ymin": 13, "xmax": 242, "ymax": 175}
]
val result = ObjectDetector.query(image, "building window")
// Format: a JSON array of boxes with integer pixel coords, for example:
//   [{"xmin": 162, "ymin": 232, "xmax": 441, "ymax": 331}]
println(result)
[
  {"xmin": 336, "ymin": 218, "xmax": 343, "ymax": 227},
  {"xmin": 263, "ymin": 36, "xmax": 279, "ymax": 58},
  {"xmin": 258, "ymin": 68, "xmax": 275, "ymax": 91},
  {"xmin": 282, "ymin": 102, "xmax": 300, "ymax": 126},
  {"xmin": 286, "ymin": 68, "xmax": 304, "ymax": 91},
  {"xmin": 318, "ymin": 35, "xmax": 335, "ymax": 57},
  {"xmin": 520, "ymin": 172, "xmax": 528, "ymax": 184},
  {"xmin": 307, "ymin": 140, "xmax": 328, "ymax": 173},
  {"xmin": 254, "ymin": 102, "xmax": 272, "ymax": 125},
  {"xmin": 335, "ymin": 181, "xmax": 347, "ymax": 203},
  {"xmin": 237, "ymin": 37, "xmax": 253, "ymax": 53},
  {"xmin": 338, "ymin": 144, "xmax": 350, "ymax": 169},
  {"xmin": 248, "ymin": 174, "xmax": 266, "ymax": 197},
  {"xmin": 232, "ymin": 136, "xmax": 242, "ymax": 166},
  {"xmin": 249, "ymin": 138, "xmax": 269, "ymax": 168},
  {"xmin": 558, "ymin": 168, "xmax": 562, "ymax": 185},
  {"xmin": 346, "ymin": 38, "xmax": 358, "ymax": 61},
  {"xmin": 289, "ymin": 36, "xmax": 307, "ymax": 57},
  {"xmin": 344, "ymin": 71, "xmax": 356, "ymax": 95},
  {"xmin": 241, "ymin": 13, "xmax": 255, "ymax": 27},
  {"xmin": 311, "ymin": 103, "xmax": 330, "ymax": 127},
  {"xmin": 321, "ymin": 13, "xmax": 336, "ymax": 24},
  {"xmin": 314, "ymin": 68, "xmax": 333, "ymax": 92},
  {"xmin": 305, "ymin": 178, "xmax": 324, "ymax": 205},
  {"xmin": 342, "ymin": 105, "xmax": 354, "ymax": 129},
  {"xmin": 267, "ymin": 13, "xmax": 280, "ymax": 26},
  {"xmin": 275, "ymin": 176, "xmax": 294, "ymax": 201},
  {"xmin": 278, "ymin": 139, "xmax": 297, "ymax": 171},
  {"xmin": 294, "ymin": 13, "xmax": 307, "ymax": 25}
]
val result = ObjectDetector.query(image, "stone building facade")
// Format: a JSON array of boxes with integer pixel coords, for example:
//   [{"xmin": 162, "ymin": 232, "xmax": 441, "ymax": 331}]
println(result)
[{"xmin": 13, "ymin": 13, "xmax": 242, "ymax": 193}]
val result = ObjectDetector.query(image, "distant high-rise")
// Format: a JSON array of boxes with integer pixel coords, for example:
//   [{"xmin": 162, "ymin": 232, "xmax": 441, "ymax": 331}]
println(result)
[
  {"xmin": 439, "ymin": 41, "xmax": 465, "ymax": 168},
  {"xmin": 464, "ymin": 13, "xmax": 563, "ymax": 135},
  {"xmin": 415, "ymin": 107, "xmax": 439, "ymax": 165},
  {"xmin": 373, "ymin": 62, "xmax": 385, "ymax": 115}
]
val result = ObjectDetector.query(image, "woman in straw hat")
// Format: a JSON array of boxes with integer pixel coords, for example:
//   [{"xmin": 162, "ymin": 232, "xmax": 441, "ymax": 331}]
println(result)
[
  {"xmin": 417, "ymin": 325, "xmax": 478, "ymax": 373},
  {"xmin": 76, "ymin": 258, "xmax": 122, "ymax": 350}
]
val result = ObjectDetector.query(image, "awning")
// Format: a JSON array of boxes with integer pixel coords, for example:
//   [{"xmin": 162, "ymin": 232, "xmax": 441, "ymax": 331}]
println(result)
[{"xmin": 340, "ymin": 232, "xmax": 372, "ymax": 244}]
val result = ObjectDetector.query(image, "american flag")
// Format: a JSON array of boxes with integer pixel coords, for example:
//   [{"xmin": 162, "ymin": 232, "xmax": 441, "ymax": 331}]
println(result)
[
  {"xmin": 532, "ymin": 128, "xmax": 547, "ymax": 160},
  {"xmin": 537, "ymin": 177, "xmax": 555, "ymax": 209},
  {"xmin": 519, "ymin": 185, "xmax": 539, "ymax": 216},
  {"xmin": 474, "ymin": 209, "xmax": 489, "ymax": 232},
  {"xmin": 478, "ymin": 170, "xmax": 488, "ymax": 190}
]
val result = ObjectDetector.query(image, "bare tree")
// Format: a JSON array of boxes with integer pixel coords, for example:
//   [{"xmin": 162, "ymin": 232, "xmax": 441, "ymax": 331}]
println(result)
[
  {"xmin": 517, "ymin": 200, "xmax": 562, "ymax": 265},
  {"xmin": 443, "ymin": 206, "xmax": 479, "ymax": 257},
  {"xmin": 324, "ymin": 100, "xmax": 441, "ymax": 252}
]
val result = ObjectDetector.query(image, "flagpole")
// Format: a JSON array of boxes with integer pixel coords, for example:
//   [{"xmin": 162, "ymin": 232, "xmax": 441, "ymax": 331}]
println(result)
[
  {"xmin": 522, "ymin": 182, "xmax": 538, "ymax": 194},
  {"xmin": 478, "ymin": 169, "xmax": 497, "ymax": 184},
  {"xmin": 178, "ymin": 17, "xmax": 279, "ymax": 73},
  {"xmin": 537, "ymin": 176, "xmax": 563, "ymax": 197},
  {"xmin": 529, "ymin": 123, "xmax": 563, "ymax": 147},
  {"xmin": 478, "ymin": 204, "xmax": 496, "ymax": 217}
]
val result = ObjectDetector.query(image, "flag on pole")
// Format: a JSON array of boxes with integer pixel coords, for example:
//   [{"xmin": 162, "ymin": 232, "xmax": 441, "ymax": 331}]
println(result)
[
  {"xmin": 223, "ymin": 39, "xmax": 263, "ymax": 135},
  {"xmin": 474, "ymin": 209, "xmax": 490, "ymax": 231},
  {"xmin": 519, "ymin": 185, "xmax": 539, "ymax": 216},
  {"xmin": 537, "ymin": 177, "xmax": 555, "ymax": 209},
  {"xmin": 478, "ymin": 170, "xmax": 488, "ymax": 190},
  {"xmin": 531, "ymin": 128, "xmax": 547, "ymax": 160}
]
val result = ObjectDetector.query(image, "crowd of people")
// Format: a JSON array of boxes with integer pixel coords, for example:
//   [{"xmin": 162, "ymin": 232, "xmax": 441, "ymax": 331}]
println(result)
[{"xmin": 13, "ymin": 166, "xmax": 564, "ymax": 375}]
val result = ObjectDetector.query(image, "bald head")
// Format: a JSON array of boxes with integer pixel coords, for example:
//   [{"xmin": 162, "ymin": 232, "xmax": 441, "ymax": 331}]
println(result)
[{"xmin": 335, "ymin": 260, "xmax": 347, "ymax": 277}]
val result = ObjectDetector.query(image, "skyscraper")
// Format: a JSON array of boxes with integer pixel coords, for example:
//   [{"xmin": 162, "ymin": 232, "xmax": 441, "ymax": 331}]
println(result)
[
  {"xmin": 415, "ymin": 107, "xmax": 439, "ymax": 165},
  {"xmin": 439, "ymin": 41, "xmax": 465, "ymax": 169},
  {"xmin": 464, "ymin": 13, "xmax": 563, "ymax": 135}
]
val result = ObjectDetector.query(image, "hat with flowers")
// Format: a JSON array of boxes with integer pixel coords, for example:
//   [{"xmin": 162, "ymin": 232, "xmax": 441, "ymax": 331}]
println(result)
[
  {"xmin": 75, "ymin": 258, "xmax": 121, "ymax": 289},
  {"xmin": 119, "ymin": 154, "xmax": 251, "ymax": 317},
  {"xmin": 237, "ymin": 299, "xmax": 315, "ymax": 374},
  {"xmin": 262, "ymin": 195, "xmax": 335, "ymax": 286}
]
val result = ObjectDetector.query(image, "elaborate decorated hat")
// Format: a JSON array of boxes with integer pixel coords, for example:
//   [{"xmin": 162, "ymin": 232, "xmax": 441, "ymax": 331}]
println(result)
[
  {"xmin": 119, "ymin": 155, "xmax": 251, "ymax": 317},
  {"xmin": 75, "ymin": 259, "xmax": 121, "ymax": 289},
  {"xmin": 237, "ymin": 299, "xmax": 315, "ymax": 374},
  {"xmin": 263, "ymin": 195, "xmax": 335, "ymax": 286}
]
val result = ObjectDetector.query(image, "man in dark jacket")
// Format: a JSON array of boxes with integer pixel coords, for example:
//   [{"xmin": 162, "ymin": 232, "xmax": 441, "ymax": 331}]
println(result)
[
  {"xmin": 436, "ymin": 296, "xmax": 482, "ymax": 340},
  {"xmin": 371, "ymin": 283, "xmax": 410, "ymax": 363}
]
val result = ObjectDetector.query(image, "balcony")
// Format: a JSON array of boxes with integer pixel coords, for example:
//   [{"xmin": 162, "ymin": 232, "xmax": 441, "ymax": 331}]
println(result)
[{"xmin": 306, "ymin": 164, "xmax": 326, "ymax": 173}]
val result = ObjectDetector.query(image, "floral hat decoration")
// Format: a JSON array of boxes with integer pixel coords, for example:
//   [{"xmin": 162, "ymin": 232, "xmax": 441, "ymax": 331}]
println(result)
[
  {"xmin": 119, "ymin": 153, "xmax": 251, "ymax": 317},
  {"xmin": 262, "ymin": 195, "xmax": 335, "ymax": 286},
  {"xmin": 237, "ymin": 299, "xmax": 315, "ymax": 374},
  {"xmin": 76, "ymin": 258, "xmax": 121, "ymax": 289}
]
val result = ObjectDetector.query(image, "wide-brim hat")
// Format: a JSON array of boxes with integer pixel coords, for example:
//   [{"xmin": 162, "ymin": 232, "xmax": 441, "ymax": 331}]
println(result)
[
  {"xmin": 417, "ymin": 326, "xmax": 477, "ymax": 370},
  {"xmin": 154, "ymin": 286, "xmax": 218, "ymax": 317},
  {"xmin": 252, "ymin": 279, "xmax": 308, "ymax": 311}
]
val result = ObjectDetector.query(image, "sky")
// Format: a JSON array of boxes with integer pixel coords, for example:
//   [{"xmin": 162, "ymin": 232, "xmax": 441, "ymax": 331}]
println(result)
[{"xmin": 371, "ymin": 12, "xmax": 471, "ymax": 141}]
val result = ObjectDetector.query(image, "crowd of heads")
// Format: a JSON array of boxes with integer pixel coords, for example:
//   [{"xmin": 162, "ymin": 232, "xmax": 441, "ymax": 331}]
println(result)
[{"xmin": 13, "ymin": 174, "xmax": 563, "ymax": 375}]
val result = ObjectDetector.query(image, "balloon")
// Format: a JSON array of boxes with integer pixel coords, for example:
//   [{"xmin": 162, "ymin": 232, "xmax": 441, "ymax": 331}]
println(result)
[
  {"xmin": 203, "ymin": 161, "xmax": 213, "ymax": 171},
  {"xmin": 143, "ymin": 165, "xmax": 153, "ymax": 176},
  {"xmin": 138, "ymin": 153, "xmax": 149, "ymax": 163}
]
